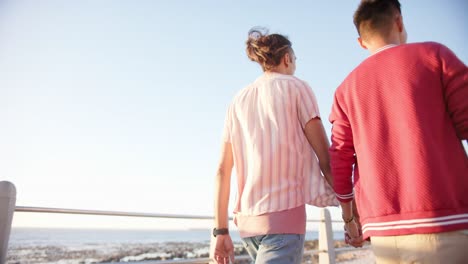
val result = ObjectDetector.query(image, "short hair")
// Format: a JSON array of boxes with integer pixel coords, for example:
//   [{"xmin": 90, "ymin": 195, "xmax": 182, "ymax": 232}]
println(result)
[
  {"xmin": 246, "ymin": 27, "xmax": 292, "ymax": 71},
  {"xmin": 353, "ymin": 0, "xmax": 402, "ymax": 40}
]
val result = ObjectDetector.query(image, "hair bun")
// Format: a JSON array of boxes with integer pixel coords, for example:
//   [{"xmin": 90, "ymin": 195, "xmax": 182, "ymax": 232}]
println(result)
[
  {"xmin": 248, "ymin": 27, "xmax": 269, "ymax": 41},
  {"xmin": 248, "ymin": 31, "xmax": 261, "ymax": 40},
  {"xmin": 246, "ymin": 27, "xmax": 291, "ymax": 71}
]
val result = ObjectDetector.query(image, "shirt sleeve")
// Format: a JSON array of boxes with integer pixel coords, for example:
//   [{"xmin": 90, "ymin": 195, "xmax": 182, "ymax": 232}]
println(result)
[
  {"xmin": 222, "ymin": 104, "xmax": 232, "ymax": 143},
  {"xmin": 297, "ymin": 81, "xmax": 321, "ymax": 128},
  {"xmin": 329, "ymin": 92, "xmax": 355, "ymax": 202},
  {"xmin": 439, "ymin": 44, "xmax": 468, "ymax": 140}
]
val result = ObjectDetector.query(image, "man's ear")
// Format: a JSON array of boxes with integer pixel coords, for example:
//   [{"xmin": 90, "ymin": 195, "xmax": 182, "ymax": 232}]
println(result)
[
  {"xmin": 357, "ymin": 37, "xmax": 368, "ymax": 50},
  {"xmin": 396, "ymin": 15, "xmax": 404, "ymax": 33}
]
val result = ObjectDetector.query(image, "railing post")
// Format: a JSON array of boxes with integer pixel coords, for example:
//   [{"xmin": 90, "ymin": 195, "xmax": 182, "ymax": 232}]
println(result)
[
  {"xmin": 0, "ymin": 181, "xmax": 16, "ymax": 264},
  {"xmin": 209, "ymin": 230, "xmax": 215, "ymax": 264},
  {"xmin": 318, "ymin": 208, "xmax": 336, "ymax": 264}
]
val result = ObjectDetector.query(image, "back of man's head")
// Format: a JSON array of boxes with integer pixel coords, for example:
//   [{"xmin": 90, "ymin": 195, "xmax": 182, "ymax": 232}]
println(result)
[{"xmin": 353, "ymin": 0, "xmax": 402, "ymax": 41}]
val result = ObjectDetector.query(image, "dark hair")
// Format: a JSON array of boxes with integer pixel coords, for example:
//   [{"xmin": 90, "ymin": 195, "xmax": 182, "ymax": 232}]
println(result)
[
  {"xmin": 353, "ymin": 0, "xmax": 402, "ymax": 39},
  {"xmin": 246, "ymin": 27, "xmax": 292, "ymax": 71}
]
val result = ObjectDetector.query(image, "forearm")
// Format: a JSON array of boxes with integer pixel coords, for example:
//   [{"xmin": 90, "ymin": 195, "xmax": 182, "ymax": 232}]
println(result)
[
  {"xmin": 352, "ymin": 200, "xmax": 360, "ymax": 219},
  {"xmin": 304, "ymin": 118, "xmax": 334, "ymax": 187},
  {"xmin": 214, "ymin": 142, "xmax": 234, "ymax": 229},
  {"xmin": 341, "ymin": 200, "xmax": 353, "ymax": 220},
  {"xmin": 214, "ymin": 169, "xmax": 231, "ymax": 228},
  {"xmin": 329, "ymin": 121, "xmax": 355, "ymax": 201},
  {"xmin": 319, "ymin": 160, "xmax": 333, "ymax": 188}
]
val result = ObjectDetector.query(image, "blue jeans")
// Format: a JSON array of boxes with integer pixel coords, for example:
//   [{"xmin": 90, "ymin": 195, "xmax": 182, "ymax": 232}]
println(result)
[{"xmin": 241, "ymin": 234, "xmax": 305, "ymax": 264}]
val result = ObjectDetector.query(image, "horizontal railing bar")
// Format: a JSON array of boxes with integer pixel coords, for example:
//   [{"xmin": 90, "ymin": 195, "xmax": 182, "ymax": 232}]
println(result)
[
  {"xmin": 303, "ymin": 249, "xmax": 323, "ymax": 254},
  {"xmin": 334, "ymin": 245, "xmax": 371, "ymax": 253},
  {"xmin": 15, "ymin": 206, "xmax": 214, "ymax": 220},
  {"xmin": 15, "ymin": 206, "xmax": 343, "ymax": 223}
]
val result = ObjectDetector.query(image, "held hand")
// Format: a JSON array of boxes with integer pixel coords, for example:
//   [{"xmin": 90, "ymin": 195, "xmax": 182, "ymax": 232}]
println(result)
[
  {"xmin": 344, "ymin": 220, "xmax": 364, "ymax": 248},
  {"xmin": 213, "ymin": 234, "xmax": 235, "ymax": 264}
]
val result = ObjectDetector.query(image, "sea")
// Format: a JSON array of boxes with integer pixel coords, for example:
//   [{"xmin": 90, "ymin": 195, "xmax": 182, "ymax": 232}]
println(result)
[
  {"xmin": 7, "ymin": 228, "xmax": 346, "ymax": 263},
  {"xmin": 9, "ymin": 228, "xmax": 218, "ymax": 247},
  {"xmin": 9, "ymin": 227, "xmax": 346, "ymax": 246}
]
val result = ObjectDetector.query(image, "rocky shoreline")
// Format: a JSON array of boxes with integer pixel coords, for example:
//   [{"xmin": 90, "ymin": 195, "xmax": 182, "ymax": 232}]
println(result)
[{"xmin": 7, "ymin": 240, "xmax": 373, "ymax": 264}]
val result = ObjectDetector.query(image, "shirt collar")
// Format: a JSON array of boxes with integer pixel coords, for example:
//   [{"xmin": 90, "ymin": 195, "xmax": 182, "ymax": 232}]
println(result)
[{"xmin": 372, "ymin": 44, "xmax": 398, "ymax": 55}]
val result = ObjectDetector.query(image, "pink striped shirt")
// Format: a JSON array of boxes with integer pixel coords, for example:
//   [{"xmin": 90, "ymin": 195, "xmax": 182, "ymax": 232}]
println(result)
[{"xmin": 223, "ymin": 72, "xmax": 337, "ymax": 217}]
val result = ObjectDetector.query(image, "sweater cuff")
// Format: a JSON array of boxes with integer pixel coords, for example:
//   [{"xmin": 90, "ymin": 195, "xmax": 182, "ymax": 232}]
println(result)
[{"xmin": 335, "ymin": 191, "xmax": 354, "ymax": 203}]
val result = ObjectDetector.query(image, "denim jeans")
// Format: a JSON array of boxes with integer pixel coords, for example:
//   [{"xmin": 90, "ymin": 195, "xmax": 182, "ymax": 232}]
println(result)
[{"xmin": 241, "ymin": 234, "xmax": 305, "ymax": 264}]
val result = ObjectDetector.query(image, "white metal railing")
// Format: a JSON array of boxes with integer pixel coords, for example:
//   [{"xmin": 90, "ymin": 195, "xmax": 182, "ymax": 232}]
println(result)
[
  {"xmin": 1, "ymin": 181, "xmax": 369, "ymax": 264},
  {"xmin": 14, "ymin": 206, "xmax": 217, "ymax": 220},
  {"xmin": 0, "ymin": 181, "xmax": 15, "ymax": 264}
]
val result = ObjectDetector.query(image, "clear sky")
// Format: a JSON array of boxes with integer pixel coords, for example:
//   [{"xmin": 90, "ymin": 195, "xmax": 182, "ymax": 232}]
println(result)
[{"xmin": 1, "ymin": 1, "xmax": 467, "ymax": 230}]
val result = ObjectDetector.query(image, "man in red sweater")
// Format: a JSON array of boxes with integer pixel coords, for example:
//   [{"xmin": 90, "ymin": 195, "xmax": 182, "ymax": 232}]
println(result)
[{"xmin": 329, "ymin": 0, "xmax": 468, "ymax": 262}]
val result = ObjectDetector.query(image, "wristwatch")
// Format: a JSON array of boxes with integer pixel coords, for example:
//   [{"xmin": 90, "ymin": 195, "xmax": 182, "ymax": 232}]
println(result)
[{"xmin": 212, "ymin": 228, "xmax": 229, "ymax": 237}]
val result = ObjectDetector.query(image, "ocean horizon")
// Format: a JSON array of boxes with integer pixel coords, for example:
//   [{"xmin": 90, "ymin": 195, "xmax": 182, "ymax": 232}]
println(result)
[
  {"xmin": 7, "ymin": 227, "xmax": 349, "ymax": 263},
  {"xmin": 9, "ymin": 227, "xmax": 346, "ymax": 246}
]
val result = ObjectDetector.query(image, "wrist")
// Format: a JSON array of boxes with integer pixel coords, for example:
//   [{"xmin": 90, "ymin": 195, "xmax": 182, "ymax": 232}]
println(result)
[
  {"xmin": 212, "ymin": 228, "xmax": 229, "ymax": 237},
  {"xmin": 342, "ymin": 214, "xmax": 354, "ymax": 224}
]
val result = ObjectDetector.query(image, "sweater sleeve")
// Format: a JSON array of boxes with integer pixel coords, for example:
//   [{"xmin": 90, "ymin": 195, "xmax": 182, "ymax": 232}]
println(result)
[
  {"xmin": 439, "ymin": 44, "xmax": 468, "ymax": 140},
  {"xmin": 329, "ymin": 93, "xmax": 355, "ymax": 202}
]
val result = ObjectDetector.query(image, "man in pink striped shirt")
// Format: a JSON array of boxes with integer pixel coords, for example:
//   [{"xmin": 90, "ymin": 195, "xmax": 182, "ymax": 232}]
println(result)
[
  {"xmin": 330, "ymin": 0, "xmax": 468, "ymax": 263},
  {"xmin": 213, "ymin": 28, "xmax": 337, "ymax": 264}
]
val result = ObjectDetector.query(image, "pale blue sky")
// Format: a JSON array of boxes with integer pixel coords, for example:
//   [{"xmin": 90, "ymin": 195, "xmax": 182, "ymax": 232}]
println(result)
[{"xmin": 1, "ymin": 1, "xmax": 467, "ymax": 229}]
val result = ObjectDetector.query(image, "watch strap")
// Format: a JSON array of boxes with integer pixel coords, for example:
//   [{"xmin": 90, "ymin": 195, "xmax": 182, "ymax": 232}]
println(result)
[{"xmin": 213, "ymin": 228, "xmax": 229, "ymax": 237}]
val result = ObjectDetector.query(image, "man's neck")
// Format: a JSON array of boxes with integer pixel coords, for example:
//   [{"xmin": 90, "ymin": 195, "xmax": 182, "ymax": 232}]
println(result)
[{"xmin": 368, "ymin": 37, "xmax": 401, "ymax": 55}]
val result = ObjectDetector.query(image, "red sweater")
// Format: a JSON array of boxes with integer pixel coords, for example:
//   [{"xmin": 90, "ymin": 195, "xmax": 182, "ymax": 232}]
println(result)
[{"xmin": 329, "ymin": 42, "xmax": 468, "ymax": 239}]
